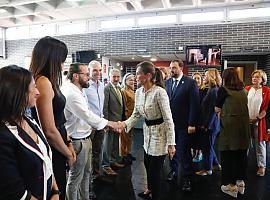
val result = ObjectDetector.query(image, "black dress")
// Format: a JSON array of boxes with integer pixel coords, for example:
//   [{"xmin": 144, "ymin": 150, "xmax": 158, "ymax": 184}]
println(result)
[
  {"xmin": 32, "ymin": 89, "xmax": 67, "ymax": 200},
  {"xmin": 51, "ymin": 89, "xmax": 67, "ymax": 200}
]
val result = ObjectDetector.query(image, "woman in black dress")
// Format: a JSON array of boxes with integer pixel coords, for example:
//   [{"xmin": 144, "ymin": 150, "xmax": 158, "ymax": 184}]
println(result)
[{"xmin": 30, "ymin": 36, "xmax": 76, "ymax": 200}]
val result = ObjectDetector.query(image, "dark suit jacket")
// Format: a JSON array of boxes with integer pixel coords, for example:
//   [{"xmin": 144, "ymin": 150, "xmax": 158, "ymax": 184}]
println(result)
[
  {"xmin": 201, "ymin": 86, "xmax": 220, "ymax": 135},
  {"xmin": 165, "ymin": 75, "xmax": 200, "ymax": 131},
  {"xmin": 0, "ymin": 117, "xmax": 51, "ymax": 200},
  {"xmin": 103, "ymin": 83, "xmax": 126, "ymax": 121}
]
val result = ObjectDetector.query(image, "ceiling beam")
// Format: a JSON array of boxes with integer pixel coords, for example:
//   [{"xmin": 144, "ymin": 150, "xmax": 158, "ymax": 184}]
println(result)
[
  {"xmin": 15, "ymin": 4, "xmax": 36, "ymax": 13},
  {"xmin": 37, "ymin": 1, "xmax": 57, "ymax": 10},
  {"xmin": 161, "ymin": 0, "xmax": 171, "ymax": 9},
  {"xmin": 0, "ymin": 0, "xmax": 47, "ymax": 7},
  {"xmin": 130, "ymin": 0, "xmax": 143, "ymax": 11}
]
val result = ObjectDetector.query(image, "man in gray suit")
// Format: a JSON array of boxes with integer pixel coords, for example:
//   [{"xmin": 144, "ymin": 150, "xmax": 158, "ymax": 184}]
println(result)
[{"xmin": 102, "ymin": 68, "xmax": 126, "ymax": 176}]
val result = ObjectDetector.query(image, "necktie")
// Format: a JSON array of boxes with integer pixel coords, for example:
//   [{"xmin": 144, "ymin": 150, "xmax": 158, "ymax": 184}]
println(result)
[
  {"xmin": 115, "ymin": 86, "xmax": 123, "ymax": 105},
  {"xmin": 172, "ymin": 80, "xmax": 178, "ymax": 95}
]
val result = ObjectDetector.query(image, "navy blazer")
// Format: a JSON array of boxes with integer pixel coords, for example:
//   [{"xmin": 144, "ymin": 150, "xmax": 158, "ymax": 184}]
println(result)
[
  {"xmin": 0, "ymin": 117, "xmax": 51, "ymax": 200},
  {"xmin": 201, "ymin": 86, "xmax": 220, "ymax": 135},
  {"xmin": 165, "ymin": 75, "xmax": 200, "ymax": 130}
]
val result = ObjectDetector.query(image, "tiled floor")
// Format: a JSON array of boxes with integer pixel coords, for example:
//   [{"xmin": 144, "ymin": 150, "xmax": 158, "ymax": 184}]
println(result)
[{"xmin": 94, "ymin": 128, "xmax": 270, "ymax": 200}]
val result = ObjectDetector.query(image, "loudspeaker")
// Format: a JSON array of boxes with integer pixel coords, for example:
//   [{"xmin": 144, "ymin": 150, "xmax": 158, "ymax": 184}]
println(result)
[{"xmin": 75, "ymin": 50, "xmax": 97, "ymax": 64}]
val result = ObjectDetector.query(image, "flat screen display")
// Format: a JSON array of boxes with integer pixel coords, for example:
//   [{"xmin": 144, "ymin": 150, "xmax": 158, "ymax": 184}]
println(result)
[
  {"xmin": 186, "ymin": 45, "xmax": 221, "ymax": 66},
  {"xmin": 75, "ymin": 50, "xmax": 97, "ymax": 64}
]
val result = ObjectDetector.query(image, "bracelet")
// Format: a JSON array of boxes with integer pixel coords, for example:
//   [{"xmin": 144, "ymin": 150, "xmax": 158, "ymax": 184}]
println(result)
[{"xmin": 51, "ymin": 189, "xmax": 61, "ymax": 196}]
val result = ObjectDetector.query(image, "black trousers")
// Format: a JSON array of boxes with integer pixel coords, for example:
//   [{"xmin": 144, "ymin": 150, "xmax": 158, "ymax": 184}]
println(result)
[
  {"xmin": 144, "ymin": 151, "xmax": 166, "ymax": 200},
  {"xmin": 91, "ymin": 129, "xmax": 105, "ymax": 172},
  {"xmin": 220, "ymin": 149, "xmax": 248, "ymax": 185}
]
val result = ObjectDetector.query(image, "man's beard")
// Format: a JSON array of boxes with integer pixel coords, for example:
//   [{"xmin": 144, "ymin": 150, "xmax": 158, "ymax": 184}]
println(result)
[{"xmin": 79, "ymin": 78, "xmax": 89, "ymax": 88}]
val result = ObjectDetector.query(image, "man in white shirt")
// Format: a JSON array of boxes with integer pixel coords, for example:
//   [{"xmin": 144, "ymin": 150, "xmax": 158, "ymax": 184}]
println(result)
[
  {"xmin": 84, "ymin": 60, "xmax": 105, "ymax": 177},
  {"xmin": 62, "ymin": 63, "xmax": 118, "ymax": 200}
]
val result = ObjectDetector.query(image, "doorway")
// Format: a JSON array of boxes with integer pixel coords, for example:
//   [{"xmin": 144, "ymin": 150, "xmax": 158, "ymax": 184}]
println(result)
[{"xmin": 227, "ymin": 61, "xmax": 257, "ymax": 86}]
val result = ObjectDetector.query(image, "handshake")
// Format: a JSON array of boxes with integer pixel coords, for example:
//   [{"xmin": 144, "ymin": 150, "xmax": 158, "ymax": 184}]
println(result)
[{"xmin": 106, "ymin": 121, "xmax": 126, "ymax": 133}]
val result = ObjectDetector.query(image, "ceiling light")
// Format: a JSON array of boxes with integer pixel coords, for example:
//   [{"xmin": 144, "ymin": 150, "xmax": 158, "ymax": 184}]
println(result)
[
  {"xmin": 66, "ymin": 0, "xmax": 83, "ymax": 2},
  {"xmin": 141, "ymin": 55, "xmax": 151, "ymax": 58},
  {"xmin": 0, "ymin": 9, "xmax": 7, "ymax": 14},
  {"xmin": 150, "ymin": 58, "xmax": 157, "ymax": 62},
  {"xmin": 132, "ymin": 57, "xmax": 135, "ymax": 60}
]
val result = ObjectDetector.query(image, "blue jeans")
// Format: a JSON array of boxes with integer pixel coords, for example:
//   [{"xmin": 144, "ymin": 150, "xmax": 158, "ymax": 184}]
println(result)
[{"xmin": 202, "ymin": 129, "xmax": 219, "ymax": 170}]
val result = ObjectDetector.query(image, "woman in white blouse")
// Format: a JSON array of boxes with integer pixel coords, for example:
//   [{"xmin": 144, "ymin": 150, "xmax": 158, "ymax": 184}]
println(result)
[
  {"xmin": 120, "ymin": 61, "xmax": 176, "ymax": 200},
  {"xmin": 246, "ymin": 70, "xmax": 270, "ymax": 177}
]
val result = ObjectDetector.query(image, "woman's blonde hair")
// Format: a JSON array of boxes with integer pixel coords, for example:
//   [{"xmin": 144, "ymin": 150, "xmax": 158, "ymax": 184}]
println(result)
[
  {"xmin": 192, "ymin": 72, "xmax": 205, "ymax": 90},
  {"xmin": 251, "ymin": 69, "xmax": 267, "ymax": 85},
  {"xmin": 205, "ymin": 68, "xmax": 221, "ymax": 88}
]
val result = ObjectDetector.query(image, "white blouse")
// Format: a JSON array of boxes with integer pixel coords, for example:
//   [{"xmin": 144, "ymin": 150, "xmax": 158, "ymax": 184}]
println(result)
[
  {"xmin": 125, "ymin": 85, "xmax": 175, "ymax": 156},
  {"xmin": 36, "ymin": 135, "xmax": 53, "ymax": 181},
  {"xmin": 247, "ymin": 87, "xmax": 263, "ymax": 119}
]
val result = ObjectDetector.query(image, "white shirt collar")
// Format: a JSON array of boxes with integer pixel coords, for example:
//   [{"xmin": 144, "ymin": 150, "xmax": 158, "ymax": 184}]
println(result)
[{"xmin": 173, "ymin": 72, "xmax": 183, "ymax": 82}]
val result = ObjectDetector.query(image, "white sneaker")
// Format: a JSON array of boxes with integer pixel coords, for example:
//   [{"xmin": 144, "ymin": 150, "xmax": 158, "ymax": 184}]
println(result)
[
  {"xmin": 195, "ymin": 170, "xmax": 212, "ymax": 176},
  {"xmin": 236, "ymin": 180, "xmax": 245, "ymax": 194},
  {"xmin": 221, "ymin": 184, "xmax": 238, "ymax": 198}
]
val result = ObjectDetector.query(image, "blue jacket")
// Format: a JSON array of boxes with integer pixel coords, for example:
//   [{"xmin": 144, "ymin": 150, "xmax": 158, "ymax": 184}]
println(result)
[
  {"xmin": 0, "ymin": 117, "xmax": 52, "ymax": 200},
  {"xmin": 165, "ymin": 75, "xmax": 200, "ymax": 131},
  {"xmin": 201, "ymin": 86, "xmax": 220, "ymax": 135}
]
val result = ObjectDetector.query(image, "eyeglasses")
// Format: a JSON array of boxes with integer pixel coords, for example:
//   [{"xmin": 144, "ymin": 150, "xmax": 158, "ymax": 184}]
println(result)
[{"xmin": 77, "ymin": 72, "xmax": 90, "ymax": 77}]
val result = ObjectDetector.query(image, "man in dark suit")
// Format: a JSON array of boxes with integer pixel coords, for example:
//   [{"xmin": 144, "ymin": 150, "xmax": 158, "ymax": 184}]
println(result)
[
  {"xmin": 165, "ymin": 59, "xmax": 200, "ymax": 192},
  {"xmin": 102, "ymin": 68, "xmax": 126, "ymax": 176}
]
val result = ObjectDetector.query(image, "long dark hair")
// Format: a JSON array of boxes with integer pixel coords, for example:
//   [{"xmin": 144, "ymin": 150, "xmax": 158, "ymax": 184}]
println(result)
[
  {"xmin": 29, "ymin": 36, "xmax": 68, "ymax": 90},
  {"xmin": 0, "ymin": 65, "xmax": 32, "ymax": 125},
  {"xmin": 136, "ymin": 61, "xmax": 165, "ymax": 88},
  {"xmin": 222, "ymin": 67, "xmax": 244, "ymax": 90}
]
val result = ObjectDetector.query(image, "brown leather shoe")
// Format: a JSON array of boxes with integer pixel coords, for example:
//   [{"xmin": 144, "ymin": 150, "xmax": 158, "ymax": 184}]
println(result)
[
  {"xmin": 103, "ymin": 167, "xmax": 118, "ymax": 176},
  {"xmin": 257, "ymin": 167, "xmax": 265, "ymax": 177},
  {"xmin": 111, "ymin": 162, "xmax": 125, "ymax": 169}
]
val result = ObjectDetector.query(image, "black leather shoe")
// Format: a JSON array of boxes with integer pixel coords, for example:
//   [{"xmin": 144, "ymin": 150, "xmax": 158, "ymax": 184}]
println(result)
[
  {"xmin": 167, "ymin": 171, "xmax": 177, "ymax": 182},
  {"xmin": 138, "ymin": 191, "xmax": 152, "ymax": 199},
  {"xmin": 182, "ymin": 180, "xmax": 192, "ymax": 192}
]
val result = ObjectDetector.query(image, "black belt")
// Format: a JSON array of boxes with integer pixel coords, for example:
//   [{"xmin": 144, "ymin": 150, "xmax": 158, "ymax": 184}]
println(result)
[
  {"xmin": 71, "ymin": 135, "xmax": 91, "ymax": 141},
  {"xmin": 145, "ymin": 117, "xmax": 164, "ymax": 126}
]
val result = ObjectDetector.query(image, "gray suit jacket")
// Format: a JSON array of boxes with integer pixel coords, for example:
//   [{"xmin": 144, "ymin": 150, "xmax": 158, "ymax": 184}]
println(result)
[{"xmin": 103, "ymin": 83, "xmax": 126, "ymax": 121}]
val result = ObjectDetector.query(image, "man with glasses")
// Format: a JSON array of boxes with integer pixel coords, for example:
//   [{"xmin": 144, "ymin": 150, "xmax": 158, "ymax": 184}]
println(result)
[{"xmin": 62, "ymin": 63, "xmax": 119, "ymax": 200}]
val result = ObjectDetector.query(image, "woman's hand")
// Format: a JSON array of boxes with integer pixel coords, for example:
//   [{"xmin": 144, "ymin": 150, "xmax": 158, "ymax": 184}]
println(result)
[
  {"xmin": 249, "ymin": 118, "xmax": 258, "ymax": 124},
  {"xmin": 168, "ymin": 145, "xmax": 176, "ymax": 160},
  {"xmin": 50, "ymin": 194, "xmax": 59, "ymax": 200},
  {"xmin": 67, "ymin": 143, "xmax": 76, "ymax": 167}
]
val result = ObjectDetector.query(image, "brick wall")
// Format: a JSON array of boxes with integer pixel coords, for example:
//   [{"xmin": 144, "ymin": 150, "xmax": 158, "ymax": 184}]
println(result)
[{"xmin": 1, "ymin": 21, "xmax": 270, "ymax": 73}]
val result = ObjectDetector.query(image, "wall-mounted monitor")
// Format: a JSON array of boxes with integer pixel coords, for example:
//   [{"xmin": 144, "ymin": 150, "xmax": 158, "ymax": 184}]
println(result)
[
  {"xmin": 75, "ymin": 50, "xmax": 97, "ymax": 64},
  {"xmin": 186, "ymin": 45, "xmax": 221, "ymax": 66}
]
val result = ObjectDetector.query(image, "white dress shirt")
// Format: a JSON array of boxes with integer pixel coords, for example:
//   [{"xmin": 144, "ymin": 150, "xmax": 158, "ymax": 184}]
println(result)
[
  {"xmin": 248, "ymin": 87, "xmax": 263, "ymax": 119},
  {"xmin": 61, "ymin": 81, "xmax": 108, "ymax": 139},
  {"xmin": 125, "ymin": 85, "xmax": 175, "ymax": 156}
]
